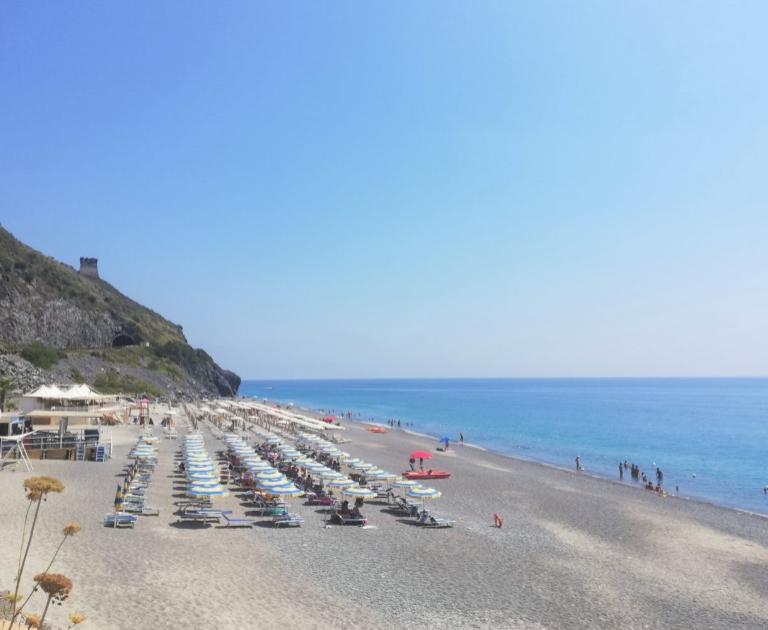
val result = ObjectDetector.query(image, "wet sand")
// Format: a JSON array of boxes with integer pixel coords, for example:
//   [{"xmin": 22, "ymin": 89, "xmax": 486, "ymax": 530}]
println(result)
[{"xmin": 1, "ymin": 410, "xmax": 766, "ymax": 629}]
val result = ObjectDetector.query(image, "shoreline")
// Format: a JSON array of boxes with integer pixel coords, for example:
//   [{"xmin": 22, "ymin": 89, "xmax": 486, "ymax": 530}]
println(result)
[{"xmin": 281, "ymin": 401, "xmax": 768, "ymax": 521}]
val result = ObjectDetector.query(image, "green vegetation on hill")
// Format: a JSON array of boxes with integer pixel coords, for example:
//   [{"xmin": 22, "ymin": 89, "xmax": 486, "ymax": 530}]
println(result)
[
  {"xmin": 93, "ymin": 368, "xmax": 163, "ymax": 396},
  {"xmin": 88, "ymin": 345, "xmax": 186, "ymax": 380},
  {"xmin": 20, "ymin": 343, "xmax": 67, "ymax": 369}
]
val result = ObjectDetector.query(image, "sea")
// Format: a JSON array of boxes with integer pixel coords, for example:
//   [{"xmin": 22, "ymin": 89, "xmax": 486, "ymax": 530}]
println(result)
[{"xmin": 239, "ymin": 378, "xmax": 768, "ymax": 515}]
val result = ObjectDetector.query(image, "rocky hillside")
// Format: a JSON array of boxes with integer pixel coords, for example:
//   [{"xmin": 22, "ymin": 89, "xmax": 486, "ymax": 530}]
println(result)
[{"xmin": 0, "ymin": 226, "xmax": 240, "ymax": 398}]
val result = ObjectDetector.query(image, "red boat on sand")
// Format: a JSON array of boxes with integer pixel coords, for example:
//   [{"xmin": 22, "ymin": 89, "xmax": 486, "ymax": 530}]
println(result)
[{"xmin": 402, "ymin": 470, "xmax": 452, "ymax": 480}]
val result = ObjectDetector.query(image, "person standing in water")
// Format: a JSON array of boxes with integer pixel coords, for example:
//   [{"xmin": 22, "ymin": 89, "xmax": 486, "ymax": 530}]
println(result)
[
  {"xmin": 575, "ymin": 456, "xmax": 582, "ymax": 471},
  {"xmin": 460, "ymin": 432, "xmax": 464, "ymax": 446},
  {"xmin": 618, "ymin": 463, "xmax": 624, "ymax": 480}
]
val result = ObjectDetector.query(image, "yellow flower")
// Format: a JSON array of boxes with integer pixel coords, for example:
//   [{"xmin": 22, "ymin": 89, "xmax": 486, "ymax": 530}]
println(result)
[
  {"xmin": 68, "ymin": 611, "xmax": 87, "ymax": 625},
  {"xmin": 63, "ymin": 522, "xmax": 81, "ymax": 536}
]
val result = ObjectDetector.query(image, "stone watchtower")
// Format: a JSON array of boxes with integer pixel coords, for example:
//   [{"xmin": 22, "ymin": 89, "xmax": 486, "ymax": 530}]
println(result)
[{"xmin": 78, "ymin": 257, "xmax": 99, "ymax": 278}]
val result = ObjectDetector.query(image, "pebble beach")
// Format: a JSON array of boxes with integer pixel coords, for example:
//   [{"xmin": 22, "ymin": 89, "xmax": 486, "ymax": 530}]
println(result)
[{"xmin": 1, "ymin": 408, "xmax": 767, "ymax": 630}]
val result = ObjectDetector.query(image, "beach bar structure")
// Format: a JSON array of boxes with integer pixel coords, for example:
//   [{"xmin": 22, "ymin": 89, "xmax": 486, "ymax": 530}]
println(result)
[
  {"xmin": 1, "ymin": 408, "xmax": 112, "ymax": 462},
  {"xmin": 21, "ymin": 383, "xmax": 116, "ymax": 413},
  {"xmin": 0, "ymin": 384, "xmax": 126, "ymax": 465}
]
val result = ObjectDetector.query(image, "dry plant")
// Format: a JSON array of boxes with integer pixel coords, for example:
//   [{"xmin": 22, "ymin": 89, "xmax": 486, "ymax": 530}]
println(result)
[
  {"xmin": 14, "ymin": 522, "xmax": 81, "ymax": 620},
  {"xmin": 7, "ymin": 477, "xmax": 64, "ymax": 628},
  {"xmin": 33, "ymin": 573, "xmax": 72, "ymax": 629}
]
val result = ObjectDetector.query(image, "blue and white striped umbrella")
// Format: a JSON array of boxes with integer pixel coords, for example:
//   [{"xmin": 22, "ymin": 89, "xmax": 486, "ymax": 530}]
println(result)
[
  {"xmin": 280, "ymin": 450, "xmax": 302, "ymax": 459},
  {"xmin": 406, "ymin": 486, "xmax": 442, "ymax": 500},
  {"xmin": 189, "ymin": 479, "xmax": 221, "ymax": 488},
  {"xmin": 326, "ymin": 478, "xmax": 355, "ymax": 488},
  {"xmin": 257, "ymin": 477, "xmax": 292, "ymax": 489},
  {"xmin": 188, "ymin": 485, "xmax": 228, "ymax": 497},
  {"xmin": 245, "ymin": 462, "xmax": 274, "ymax": 472},
  {"xmin": 370, "ymin": 471, "xmax": 398, "ymax": 481},
  {"xmin": 256, "ymin": 469, "xmax": 285, "ymax": 479},
  {"xmin": 187, "ymin": 466, "xmax": 216, "ymax": 474},
  {"xmin": 317, "ymin": 470, "xmax": 344, "ymax": 480},
  {"xmin": 349, "ymin": 462, "xmax": 374, "ymax": 471},
  {"xmin": 391, "ymin": 478, "xmax": 420, "ymax": 489},
  {"xmin": 343, "ymin": 457, "xmax": 361, "ymax": 465},
  {"xmin": 341, "ymin": 486, "xmax": 377, "ymax": 499},
  {"xmin": 266, "ymin": 485, "xmax": 303, "ymax": 497},
  {"xmin": 188, "ymin": 472, "xmax": 218, "ymax": 481}
]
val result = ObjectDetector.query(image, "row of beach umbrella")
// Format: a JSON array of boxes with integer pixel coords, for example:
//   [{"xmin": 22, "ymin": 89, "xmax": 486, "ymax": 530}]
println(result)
[
  {"xmin": 295, "ymin": 432, "xmax": 443, "ymax": 506},
  {"xmin": 223, "ymin": 433, "xmax": 304, "ymax": 500},
  {"xmin": 182, "ymin": 433, "xmax": 228, "ymax": 498},
  {"xmin": 227, "ymin": 429, "xmax": 443, "ymax": 508}
]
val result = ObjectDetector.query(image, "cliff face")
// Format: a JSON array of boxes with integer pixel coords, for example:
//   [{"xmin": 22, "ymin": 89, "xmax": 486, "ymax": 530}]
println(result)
[{"xmin": 0, "ymin": 226, "xmax": 240, "ymax": 397}]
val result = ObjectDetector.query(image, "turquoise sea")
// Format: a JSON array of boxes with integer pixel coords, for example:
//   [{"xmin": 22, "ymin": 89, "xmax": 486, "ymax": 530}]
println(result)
[{"xmin": 240, "ymin": 378, "xmax": 768, "ymax": 515}]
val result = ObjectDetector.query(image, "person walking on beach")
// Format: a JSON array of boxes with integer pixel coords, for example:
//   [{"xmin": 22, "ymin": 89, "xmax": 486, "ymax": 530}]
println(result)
[
  {"xmin": 618, "ymin": 463, "xmax": 624, "ymax": 480},
  {"xmin": 575, "ymin": 456, "xmax": 582, "ymax": 471}
]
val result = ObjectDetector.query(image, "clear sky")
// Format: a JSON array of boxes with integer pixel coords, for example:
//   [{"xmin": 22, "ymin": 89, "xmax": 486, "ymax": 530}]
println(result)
[{"xmin": 1, "ymin": 2, "xmax": 766, "ymax": 379}]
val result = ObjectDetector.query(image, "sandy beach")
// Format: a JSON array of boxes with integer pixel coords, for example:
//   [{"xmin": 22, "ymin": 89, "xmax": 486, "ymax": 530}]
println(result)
[{"xmin": 1, "ymin": 409, "xmax": 767, "ymax": 630}]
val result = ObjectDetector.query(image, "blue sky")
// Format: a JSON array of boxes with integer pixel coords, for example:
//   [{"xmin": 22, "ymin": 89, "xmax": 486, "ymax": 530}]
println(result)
[{"xmin": 1, "ymin": 2, "xmax": 766, "ymax": 378}]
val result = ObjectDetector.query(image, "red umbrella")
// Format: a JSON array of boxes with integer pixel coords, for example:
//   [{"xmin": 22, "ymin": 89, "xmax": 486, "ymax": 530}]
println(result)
[{"xmin": 410, "ymin": 451, "xmax": 433, "ymax": 459}]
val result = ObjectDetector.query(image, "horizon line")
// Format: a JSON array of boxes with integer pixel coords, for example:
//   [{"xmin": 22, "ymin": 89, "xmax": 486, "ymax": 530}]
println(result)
[{"xmin": 239, "ymin": 375, "xmax": 768, "ymax": 382}]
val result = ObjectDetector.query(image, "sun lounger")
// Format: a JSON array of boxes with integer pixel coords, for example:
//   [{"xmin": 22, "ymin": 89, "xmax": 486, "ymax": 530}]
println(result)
[
  {"xmin": 261, "ymin": 505, "xmax": 288, "ymax": 516},
  {"xmin": 332, "ymin": 510, "xmax": 368, "ymax": 526},
  {"xmin": 305, "ymin": 494, "xmax": 333, "ymax": 506},
  {"xmin": 252, "ymin": 496, "xmax": 286, "ymax": 509},
  {"xmin": 417, "ymin": 511, "xmax": 455, "ymax": 528},
  {"xmin": 272, "ymin": 513, "xmax": 304, "ymax": 527},
  {"xmin": 124, "ymin": 504, "xmax": 160, "ymax": 516},
  {"xmin": 222, "ymin": 514, "xmax": 256, "ymax": 528},
  {"xmin": 178, "ymin": 507, "xmax": 231, "ymax": 524},
  {"xmin": 104, "ymin": 512, "xmax": 137, "ymax": 528},
  {"xmin": 391, "ymin": 497, "xmax": 420, "ymax": 517}
]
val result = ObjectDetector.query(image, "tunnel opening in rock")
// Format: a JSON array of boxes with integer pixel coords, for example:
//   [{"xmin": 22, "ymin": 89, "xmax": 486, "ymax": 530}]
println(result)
[{"xmin": 111, "ymin": 333, "xmax": 137, "ymax": 348}]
